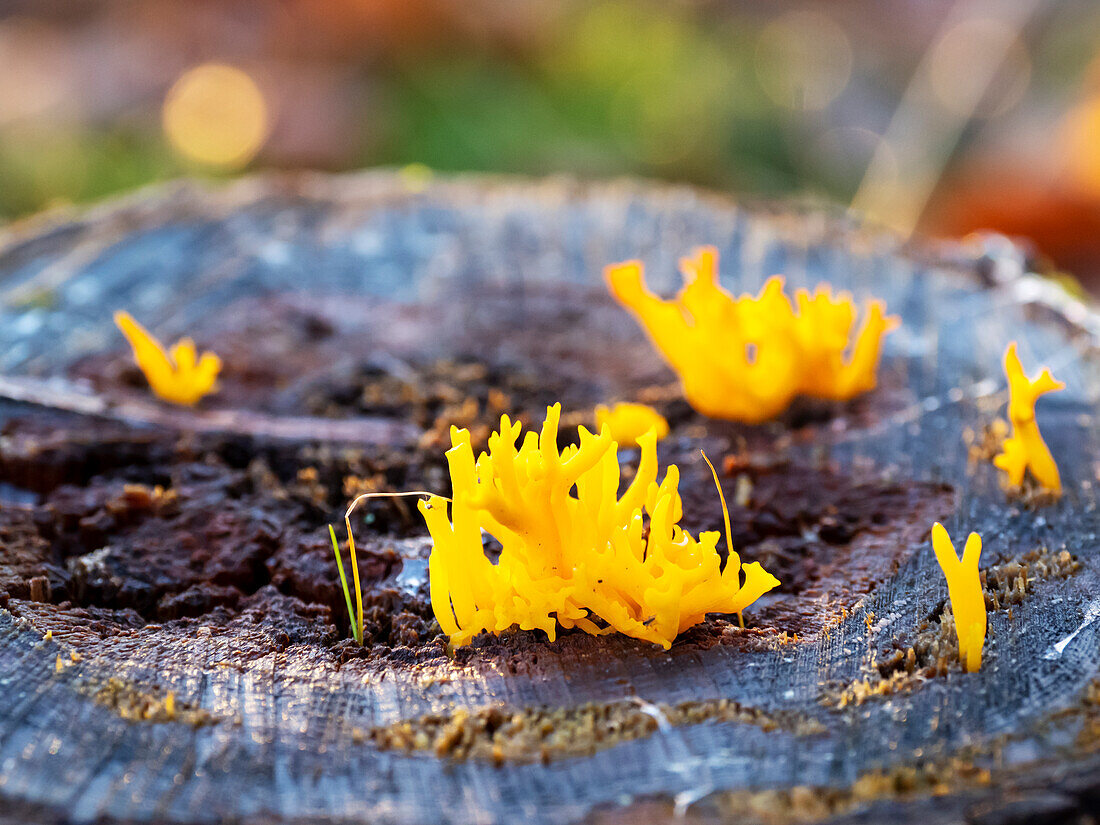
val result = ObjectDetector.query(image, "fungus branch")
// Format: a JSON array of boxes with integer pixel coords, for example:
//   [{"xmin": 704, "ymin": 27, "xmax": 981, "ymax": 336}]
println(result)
[
  {"xmin": 993, "ymin": 341, "xmax": 1064, "ymax": 495},
  {"xmin": 419, "ymin": 403, "xmax": 779, "ymax": 649},
  {"xmin": 931, "ymin": 522, "xmax": 986, "ymax": 673},
  {"xmin": 605, "ymin": 246, "xmax": 897, "ymax": 423},
  {"xmin": 594, "ymin": 402, "xmax": 669, "ymax": 446},
  {"xmin": 114, "ymin": 311, "xmax": 221, "ymax": 406}
]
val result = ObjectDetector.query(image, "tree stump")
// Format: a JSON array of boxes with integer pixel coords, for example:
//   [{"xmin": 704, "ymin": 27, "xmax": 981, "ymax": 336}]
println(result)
[{"xmin": 0, "ymin": 172, "xmax": 1098, "ymax": 825}]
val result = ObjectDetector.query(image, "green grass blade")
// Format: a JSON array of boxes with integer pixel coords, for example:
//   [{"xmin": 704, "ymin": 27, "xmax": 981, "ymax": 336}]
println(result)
[
  {"xmin": 346, "ymin": 516, "xmax": 365, "ymax": 647},
  {"xmin": 329, "ymin": 524, "xmax": 360, "ymax": 644}
]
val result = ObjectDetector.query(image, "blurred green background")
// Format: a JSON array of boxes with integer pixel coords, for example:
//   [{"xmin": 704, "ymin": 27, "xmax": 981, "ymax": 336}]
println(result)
[{"xmin": 2, "ymin": 0, "xmax": 1100, "ymax": 281}]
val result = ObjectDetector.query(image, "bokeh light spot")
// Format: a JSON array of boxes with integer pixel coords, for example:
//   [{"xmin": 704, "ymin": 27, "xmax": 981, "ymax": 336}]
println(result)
[
  {"xmin": 0, "ymin": 20, "xmax": 73, "ymax": 125},
  {"xmin": 400, "ymin": 163, "xmax": 433, "ymax": 193},
  {"xmin": 162, "ymin": 64, "xmax": 269, "ymax": 169},
  {"xmin": 755, "ymin": 11, "xmax": 853, "ymax": 111},
  {"xmin": 1062, "ymin": 94, "xmax": 1100, "ymax": 198},
  {"xmin": 929, "ymin": 19, "xmax": 1030, "ymax": 119}
]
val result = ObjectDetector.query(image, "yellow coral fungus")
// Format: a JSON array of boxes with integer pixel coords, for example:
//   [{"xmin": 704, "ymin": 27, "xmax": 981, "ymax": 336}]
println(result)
[
  {"xmin": 114, "ymin": 311, "xmax": 221, "ymax": 406},
  {"xmin": 605, "ymin": 246, "xmax": 898, "ymax": 423},
  {"xmin": 993, "ymin": 342, "xmax": 1064, "ymax": 495},
  {"xmin": 594, "ymin": 402, "xmax": 669, "ymax": 446},
  {"xmin": 418, "ymin": 404, "xmax": 779, "ymax": 648},
  {"xmin": 931, "ymin": 522, "xmax": 986, "ymax": 673}
]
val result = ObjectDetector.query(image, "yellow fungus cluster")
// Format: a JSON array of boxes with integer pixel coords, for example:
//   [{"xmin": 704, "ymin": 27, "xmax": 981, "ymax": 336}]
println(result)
[
  {"xmin": 993, "ymin": 342, "xmax": 1064, "ymax": 495},
  {"xmin": 931, "ymin": 523, "xmax": 986, "ymax": 673},
  {"xmin": 418, "ymin": 404, "xmax": 779, "ymax": 649},
  {"xmin": 594, "ymin": 402, "xmax": 669, "ymax": 447},
  {"xmin": 605, "ymin": 246, "xmax": 898, "ymax": 423},
  {"xmin": 114, "ymin": 311, "xmax": 222, "ymax": 406}
]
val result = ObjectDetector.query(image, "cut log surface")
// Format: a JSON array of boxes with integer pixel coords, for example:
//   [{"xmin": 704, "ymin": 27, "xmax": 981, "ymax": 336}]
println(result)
[{"xmin": 0, "ymin": 172, "xmax": 1099, "ymax": 825}]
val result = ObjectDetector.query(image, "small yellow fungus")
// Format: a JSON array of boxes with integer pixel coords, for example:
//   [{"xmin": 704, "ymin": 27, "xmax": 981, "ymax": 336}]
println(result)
[
  {"xmin": 605, "ymin": 246, "xmax": 898, "ymax": 422},
  {"xmin": 931, "ymin": 522, "xmax": 986, "ymax": 673},
  {"xmin": 993, "ymin": 342, "xmax": 1064, "ymax": 495},
  {"xmin": 594, "ymin": 402, "xmax": 669, "ymax": 447},
  {"xmin": 419, "ymin": 404, "xmax": 779, "ymax": 649},
  {"xmin": 114, "ymin": 311, "xmax": 222, "ymax": 406}
]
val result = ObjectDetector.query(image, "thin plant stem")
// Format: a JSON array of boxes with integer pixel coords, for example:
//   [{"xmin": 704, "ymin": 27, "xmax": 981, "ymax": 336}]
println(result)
[
  {"xmin": 344, "ymin": 490, "xmax": 449, "ymax": 520},
  {"xmin": 345, "ymin": 516, "xmax": 365, "ymax": 647},
  {"xmin": 701, "ymin": 450, "xmax": 744, "ymax": 629},
  {"xmin": 335, "ymin": 490, "xmax": 450, "ymax": 646},
  {"xmin": 329, "ymin": 524, "xmax": 359, "ymax": 644}
]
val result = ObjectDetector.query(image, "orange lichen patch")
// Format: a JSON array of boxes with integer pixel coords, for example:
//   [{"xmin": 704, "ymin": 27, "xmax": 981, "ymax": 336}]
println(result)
[
  {"xmin": 114, "ymin": 311, "xmax": 221, "ymax": 406},
  {"xmin": 931, "ymin": 522, "xmax": 985, "ymax": 673},
  {"xmin": 418, "ymin": 404, "xmax": 779, "ymax": 649},
  {"xmin": 993, "ymin": 342, "xmax": 1064, "ymax": 495},
  {"xmin": 604, "ymin": 246, "xmax": 898, "ymax": 423},
  {"xmin": 594, "ymin": 402, "xmax": 669, "ymax": 446}
]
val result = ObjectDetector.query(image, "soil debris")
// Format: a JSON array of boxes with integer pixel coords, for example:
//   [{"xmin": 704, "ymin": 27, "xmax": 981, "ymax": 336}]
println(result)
[
  {"xmin": 84, "ymin": 676, "xmax": 222, "ymax": 727},
  {"xmin": 367, "ymin": 697, "xmax": 826, "ymax": 765},
  {"xmin": 964, "ymin": 419, "xmax": 1009, "ymax": 468}
]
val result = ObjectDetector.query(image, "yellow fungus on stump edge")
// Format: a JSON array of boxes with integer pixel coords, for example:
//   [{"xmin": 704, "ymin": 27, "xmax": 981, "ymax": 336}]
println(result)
[
  {"xmin": 604, "ymin": 246, "xmax": 898, "ymax": 423},
  {"xmin": 419, "ymin": 403, "xmax": 779, "ymax": 649},
  {"xmin": 114, "ymin": 311, "xmax": 222, "ymax": 406},
  {"xmin": 993, "ymin": 341, "xmax": 1064, "ymax": 495},
  {"xmin": 594, "ymin": 402, "xmax": 669, "ymax": 447},
  {"xmin": 931, "ymin": 522, "xmax": 986, "ymax": 673}
]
